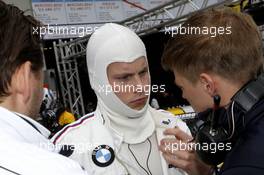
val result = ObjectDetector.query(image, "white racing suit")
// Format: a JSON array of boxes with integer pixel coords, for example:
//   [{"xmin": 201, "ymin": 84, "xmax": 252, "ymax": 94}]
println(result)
[{"xmin": 52, "ymin": 107, "xmax": 192, "ymax": 175}]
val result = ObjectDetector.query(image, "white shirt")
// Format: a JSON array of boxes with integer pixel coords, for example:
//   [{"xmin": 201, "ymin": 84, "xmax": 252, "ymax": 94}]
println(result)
[{"xmin": 0, "ymin": 106, "xmax": 89, "ymax": 175}]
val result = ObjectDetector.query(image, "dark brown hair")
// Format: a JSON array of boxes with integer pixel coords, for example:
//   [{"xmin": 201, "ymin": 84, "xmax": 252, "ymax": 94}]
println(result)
[
  {"xmin": 0, "ymin": 0, "xmax": 43, "ymax": 98},
  {"xmin": 162, "ymin": 7, "xmax": 263, "ymax": 84}
]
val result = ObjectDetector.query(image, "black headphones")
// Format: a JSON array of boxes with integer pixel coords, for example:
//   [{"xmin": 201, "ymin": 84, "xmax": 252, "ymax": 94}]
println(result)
[{"xmin": 187, "ymin": 72, "xmax": 264, "ymax": 166}]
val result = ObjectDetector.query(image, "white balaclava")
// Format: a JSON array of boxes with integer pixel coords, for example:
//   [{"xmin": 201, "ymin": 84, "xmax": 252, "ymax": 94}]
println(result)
[{"xmin": 86, "ymin": 23, "xmax": 155, "ymax": 144}]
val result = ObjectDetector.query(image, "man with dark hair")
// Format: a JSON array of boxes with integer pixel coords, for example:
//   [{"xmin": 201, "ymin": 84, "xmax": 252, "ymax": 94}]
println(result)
[
  {"xmin": 0, "ymin": 1, "xmax": 89, "ymax": 174},
  {"xmin": 160, "ymin": 7, "xmax": 264, "ymax": 175}
]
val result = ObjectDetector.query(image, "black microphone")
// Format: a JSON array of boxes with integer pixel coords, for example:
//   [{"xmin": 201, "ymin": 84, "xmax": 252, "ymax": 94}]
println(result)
[{"xmin": 210, "ymin": 95, "xmax": 221, "ymax": 135}]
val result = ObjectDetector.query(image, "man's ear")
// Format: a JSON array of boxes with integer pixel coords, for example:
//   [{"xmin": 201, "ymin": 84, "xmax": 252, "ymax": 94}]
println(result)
[
  {"xmin": 12, "ymin": 61, "xmax": 32, "ymax": 103},
  {"xmin": 199, "ymin": 73, "xmax": 216, "ymax": 96}
]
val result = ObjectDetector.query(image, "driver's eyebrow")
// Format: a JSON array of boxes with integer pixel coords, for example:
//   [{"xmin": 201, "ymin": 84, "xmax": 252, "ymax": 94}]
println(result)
[
  {"xmin": 115, "ymin": 71, "xmax": 135, "ymax": 76},
  {"xmin": 114, "ymin": 72, "xmax": 134, "ymax": 77},
  {"xmin": 138, "ymin": 66, "xmax": 148, "ymax": 74},
  {"xmin": 114, "ymin": 66, "xmax": 148, "ymax": 77}
]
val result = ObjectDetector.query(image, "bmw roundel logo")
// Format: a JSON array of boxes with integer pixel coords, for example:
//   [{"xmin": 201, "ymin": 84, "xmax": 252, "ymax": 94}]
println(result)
[{"xmin": 92, "ymin": 145, "xmax": 115, "ymax": 167}]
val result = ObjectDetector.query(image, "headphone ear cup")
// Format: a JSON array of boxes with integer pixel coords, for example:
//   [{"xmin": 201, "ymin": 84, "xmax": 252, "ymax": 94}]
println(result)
[{"xmin": 195, "ymin": 124, "xmax": 230, "ymax": 165}]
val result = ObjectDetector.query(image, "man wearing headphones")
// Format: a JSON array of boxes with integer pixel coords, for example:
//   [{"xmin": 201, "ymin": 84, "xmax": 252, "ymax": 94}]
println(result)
[
  {"xmin": 160, "ymin": 8, "xmax": 264, "ymax": 175},
  {"xmin": 0, "ymin": 1, "xmax": 89, "ymax": 174},
  {"xmin": 52, "ymin": 23, "xmax": 210, "ymax": 175}
]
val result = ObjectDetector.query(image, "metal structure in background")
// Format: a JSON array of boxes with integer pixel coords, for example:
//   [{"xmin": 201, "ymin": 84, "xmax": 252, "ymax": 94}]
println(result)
[
  {"xmin": 121, "ymin": 0, "xmax": 240, "ymax": 36},
  {"xmin": 53, "ymin": 39, "xmax": 85, "ymax": 117},
  {"xmin": 53, "ymin": 0, "xmax": 240, "ymax": 117}
]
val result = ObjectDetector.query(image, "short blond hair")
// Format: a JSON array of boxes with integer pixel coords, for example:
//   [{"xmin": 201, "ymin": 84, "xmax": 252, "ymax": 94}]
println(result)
[{"xmin": 162, "ymin": 8, "xmax": 263, "ymax": 84}]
